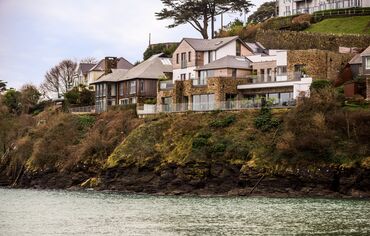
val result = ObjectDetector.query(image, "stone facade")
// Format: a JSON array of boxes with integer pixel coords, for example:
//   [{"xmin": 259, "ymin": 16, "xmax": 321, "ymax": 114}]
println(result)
[
  {"xmin": 157, "ymin": 77, "xmax": 250, "ymax": 108},
  {"xmin": 287, "ymin": 49, "xmax": 355, "ymax": 82}
]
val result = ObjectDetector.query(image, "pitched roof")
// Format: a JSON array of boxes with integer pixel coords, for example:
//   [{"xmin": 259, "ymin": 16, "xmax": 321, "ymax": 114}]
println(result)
[
  {"xmin": 78, "ymin": 63, "xmax": 96, "ymax": 75},
  {"xmin": 245, "ymin": 42, "xmax": 266, "ymax": 54},
  {"xmin": 349, "ymin": 54, "xmax": 362, "ymax": 65},
  {"xmin": 120, "ymin": 53, "xmax": 172, "ymax": 81},
  {"xmin": 117, "ymin": 57, "xmax": 134, "ymax": 70},
  {"xmin": 91, "ymin": 69, "xmax": 129, "ymax": 84},
  {"xmin": 183, "ymin": 36, "xmax": 240, "ymax": 51},
  {"xmin": 360, "ymin": 45, "xmax": 370, "ymax": 56},
  {"xmin": 196, "ymin": 56, "xmax": 252, "ymax": 71},
  {"xmin": 89, "ymin": 57, "xmax": 133, "ymax": 71}
]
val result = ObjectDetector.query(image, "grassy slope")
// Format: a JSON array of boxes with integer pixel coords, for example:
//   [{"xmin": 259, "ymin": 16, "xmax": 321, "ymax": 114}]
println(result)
[{"xmin": 305, "ymin": 16, "xmax": 370, "ymax": 34}]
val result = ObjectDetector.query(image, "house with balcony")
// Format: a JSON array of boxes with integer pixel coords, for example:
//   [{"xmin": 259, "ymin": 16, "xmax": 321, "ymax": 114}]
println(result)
[
  {"xmin": 278, "ymin": 0, "xmax": 369, "ymax": 17},
  {"xmin": 93, "ymin": 53, "xmax": 172, "ymax": 112},
  {"xmin": 157, "ymin": 36, "xmax": 259, "ymax": 111}
]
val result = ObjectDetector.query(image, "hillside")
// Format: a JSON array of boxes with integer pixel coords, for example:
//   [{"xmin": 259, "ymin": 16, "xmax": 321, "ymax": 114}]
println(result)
[
  {"xmin": 1, "ymin": 88, "xmax": 369, "ymax": 197},
  {"xmin": 305, "ymin": 16, "xmax": 370, "ymax": 35}
]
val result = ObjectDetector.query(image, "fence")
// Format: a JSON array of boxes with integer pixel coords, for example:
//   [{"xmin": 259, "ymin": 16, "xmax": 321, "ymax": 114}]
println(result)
[
  {"xmin": 137, "ymin": 99, "xmax": 295, "ymax": 115},
  {"xmin": 69, "ymin": 105, "xmax": 96, "ymax": 114}
]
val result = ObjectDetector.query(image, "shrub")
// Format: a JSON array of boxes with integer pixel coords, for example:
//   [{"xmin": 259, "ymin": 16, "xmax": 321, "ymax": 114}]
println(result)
[
  {"xmin": 209, "ymin": 115, "xmax": 236, "ymax": 128},
  {"xmin": 310, "ymin": 79, "xmax": 332, "ymax": 92},
  {"xmin": 254, "ymin": 106, "xmax": 280, "ymax": 131},
  {"xmin": 192, "ymin": 132, "xmax": 211, "ymax": 149}
]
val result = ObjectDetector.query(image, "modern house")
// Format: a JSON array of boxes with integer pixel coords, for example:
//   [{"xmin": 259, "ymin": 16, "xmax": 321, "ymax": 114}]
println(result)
[
  {"xmin": 86, "ymin": 57, "xmax": 133, "ymax": 90},
  {"xmin": 278, "ymin": 0, "xmax": 370, "ymax": 17},
  {"xmin": 93, "ymin": 53, "xmax": 172, "ymax": 112},
  {"xmin": 157, "ymin": 37, "xmax": 312, "ymax": 112}
]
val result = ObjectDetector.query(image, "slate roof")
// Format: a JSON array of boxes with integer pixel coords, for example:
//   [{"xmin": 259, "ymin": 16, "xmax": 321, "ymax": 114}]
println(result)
[
  {"xmin": 360, "ymin": 45, "xmax": 370, "ymax": 56},
  {"xmin": 89, "ymin": 57, "xmax": 133, "ymax": 71},
  {"xmin": 183, "ymin": 36, "xmax": 240, "ymax": 51},
  {"xmin": 349, "ymin": 54, "xmax": 362, "ymax": 65},
  {"xmin": 92, "ymin": 54, "xmax": 172, "ymax": 84},
  {"xmin": 91, "ymin": 69, "xmax": 130, "ymax": 84},
  {"xmin": 120, "ymin": 53, "xmax": 172, "ymax": 81},
  {"xmin": 78, "ymin": 63, "xmax": 96, "ymax": 75},
  {"xmin": 196, "ymin": 56, "xmax": 252, "ymax": 71}
]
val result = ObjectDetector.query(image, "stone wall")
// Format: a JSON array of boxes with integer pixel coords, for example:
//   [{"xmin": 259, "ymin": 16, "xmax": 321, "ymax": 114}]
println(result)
[
  {"xmin": 287, "ymin": 49, "xmax": 355, "ymax": 82},
  {"xmin": 256, "ymin": 30, "xmax": 370, "ymax": 52},
  {"xmin": 157, "ymin": 77, "xmax": 250, "ymax": 107}
]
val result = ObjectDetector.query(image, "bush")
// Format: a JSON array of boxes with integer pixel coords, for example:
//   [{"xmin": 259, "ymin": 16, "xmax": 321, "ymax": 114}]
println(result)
[
  {"xmin": 209, "ymin": 115, "xmax": 236, "ymax": 128},
  {"xmin": 310, "ymin": 79, "xmax": 332, "ymax": 92},
  {"xmin": 254, "ymin": 106, "xmax": 280, "ymax": 131}
]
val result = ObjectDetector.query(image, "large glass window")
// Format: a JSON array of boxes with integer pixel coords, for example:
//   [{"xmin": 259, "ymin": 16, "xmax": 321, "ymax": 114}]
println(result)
[
  {"xmin": 192, "ymin": 94, "xmax": 215, "ymax": 111},
  {"xmin": 111, "ymin": 84, "xmax": 116, "ymax": 96},
  {"xmin": 129, "ymin": 81, "xmax": 136, "ymax": 94},
  {"xmin": 366, "ymin": 57, "xmax": 370, "ymax": 69},
  {"xmin": 119, "ymin": 83, "xmax": 124, "ymax": 96}
]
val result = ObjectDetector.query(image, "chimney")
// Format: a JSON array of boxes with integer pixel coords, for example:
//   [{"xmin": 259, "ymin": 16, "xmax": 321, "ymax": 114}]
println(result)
[{"xmin": 105, "ymin": 57, "xmax": 118, "ymax": 74}]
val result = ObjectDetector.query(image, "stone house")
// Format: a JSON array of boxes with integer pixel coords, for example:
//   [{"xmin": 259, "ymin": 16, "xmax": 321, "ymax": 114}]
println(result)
[
  {"xmin": 347, "ymin": 46, "xmax": 370, "ymax": 99},
  {"xmin": 157, "ymin": 36, "xmax": 312, "ymax": 111}
]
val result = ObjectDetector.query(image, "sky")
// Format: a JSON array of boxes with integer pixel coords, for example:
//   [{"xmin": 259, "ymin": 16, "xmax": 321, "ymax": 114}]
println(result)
[{"xmin": 0, "ymin": 0, "xmax": 269, "ymax": 89}]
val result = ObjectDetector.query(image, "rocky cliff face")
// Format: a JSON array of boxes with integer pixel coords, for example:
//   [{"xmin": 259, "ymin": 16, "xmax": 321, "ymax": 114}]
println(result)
[{"xmin": 1, "ymin": 97, "xmax": 370, "ymax": 198}]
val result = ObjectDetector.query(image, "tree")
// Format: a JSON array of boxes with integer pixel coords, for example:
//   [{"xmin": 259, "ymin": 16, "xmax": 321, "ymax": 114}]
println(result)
[
  {"xmin": 3, "ymin": 89, "xmax": 21, "ymax": 114},
  {"xmin": 19, "ymin": 84, "xmax": 41, "ymax": 114},
  {"xmin": 247, "ymin": 1, "xmax": 275, "ymax": 24},
  {"xmin": 156, "ymin": 0, "xmax": 253, "ymax": 39},
  {"xmin": 0, "ymin": 80, "xmax": 6, "ymax": 93},
  {"xmin": 80, "ymin": 57, "xmax": 98, "ymax": 64},
  {"xmin": 143, "ymin": 43, "xmax": 178, "ymax": 60},
  {"xmin": 41, "ymin": 60, "xmax": 77, "ymax": 98}
]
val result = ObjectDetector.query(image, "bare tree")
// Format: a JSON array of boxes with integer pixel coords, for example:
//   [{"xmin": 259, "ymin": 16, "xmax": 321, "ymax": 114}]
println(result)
[
  {"xmin": 80, "ymin": 57, "xmax": 98, "ymax": 64},
  {"xmin": 41, "ymin": 60, "xmax": 77, "ymax": 98}
]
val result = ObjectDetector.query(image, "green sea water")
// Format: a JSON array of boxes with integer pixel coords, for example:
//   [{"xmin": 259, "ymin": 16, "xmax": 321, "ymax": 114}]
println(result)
[{"xmin": 0, "ymin": 188, "xmax": 369, "ymax": 235}]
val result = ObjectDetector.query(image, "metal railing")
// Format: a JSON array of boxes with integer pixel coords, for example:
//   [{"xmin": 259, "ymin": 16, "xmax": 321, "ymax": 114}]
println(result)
[
  {"xmin": 69, "ymin": 105, "xmax": 96, "ymax": 113},
  {"xmin": 192, "ymin": 78, "xmax": 207, "ymax": 86},
  {"xmin": 160, "ymin": 80, "xmax": 175, "ymax": 90},
  {"xmin": 137, "ymin": 99, "xmax": 296, "ymax": 115},
  {"xmin": 290, "ymin": 0, "xmax": 364, "ymax": 15},
  {"xmin": 248, "ymin": 72, "xmax": 303, "ymax": 84}
]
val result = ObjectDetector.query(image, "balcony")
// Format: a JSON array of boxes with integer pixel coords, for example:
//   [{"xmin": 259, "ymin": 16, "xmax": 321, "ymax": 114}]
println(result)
[
  {"xmin": 159, "ymin": 80, "xmax": 174, "ymax": 90},
  {"xmin": 192, "ymin": 77, "xmax": 207, "ymax": 86},
  {"xmin": 248, "ymin": 72, "xmax": 303, "ymax": 84}
]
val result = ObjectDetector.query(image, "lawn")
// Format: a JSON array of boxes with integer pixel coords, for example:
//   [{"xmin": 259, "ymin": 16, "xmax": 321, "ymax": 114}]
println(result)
[{"xmin": 305, "ymin": 16, "xmax": 370, "ymax": 35}]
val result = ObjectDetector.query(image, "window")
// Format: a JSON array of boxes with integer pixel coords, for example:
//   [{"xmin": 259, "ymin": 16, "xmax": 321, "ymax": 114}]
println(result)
[
  {"xmin": 189, "ymin": 73, "xmax": 192, "ymax": 80},
  {"xmin": 102, "ymin": 84, "xmax": 106, "ymax": 96},
  {"xmin": 236, "ymin": 41, "xmax": 241, "ymax": 56},
  {"xmin": 130, "ymin": 97, "xmax": 137, "ymax": 104},
  {"xmin": 192, "ymin": 94, "xmax": 215, "ymax": 111},
  {"xmin": 366, "ymin": 57, "xmax": 370, "ymax": 69},
  {"xmin": 208, "ymin": 51, "xmax": 214, "ymax": 63},
  {"xmin": 181, "ymin": 52, "xmax": 187, "ymax": 68},
  {"xmin": 180, "ymin": 74, "xmax": 186, "ymax": 81},
  {"xmin": 111, "ymin": 84, "xmax": 116, "ymax": 96},
  {"xmin": 176, "ymin": 53, "xmax": 179, "ymax": 64},
  {"xmin": 129, "ymin": 81, "xmax": 136, "ymax": 94},
  {"xmin": 188, "ymin": 52, "xmax": 191, "ymax": 62},
  {"xmin": 120, "ymin": 98, "xmax": 129, "ymax": 105},
  {"xmin": 277, "ymin": 66, "xmax": 287, "ymax": 75},
  {"xmin": 140, "ymin": 80, "xmax": 144, "ymax": 93},
  {"xmin": 232, "ymin": 69, "xmax": 237, "ymax": 79},
  {"xmin": 119, "ymin": 82, "xmax": 124, "ymax": 96}
]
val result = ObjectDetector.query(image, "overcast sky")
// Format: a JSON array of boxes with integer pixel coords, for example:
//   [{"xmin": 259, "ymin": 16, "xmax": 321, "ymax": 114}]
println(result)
[{"xmin": 0, "ymin": 0, "xmax": 269, "ymax": 89}]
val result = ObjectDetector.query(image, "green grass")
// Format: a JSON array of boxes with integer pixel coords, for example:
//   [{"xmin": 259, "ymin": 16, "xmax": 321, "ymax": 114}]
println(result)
[{"xmin": 305, "ymin": 16, "xmax": 370, "ymax": 35}]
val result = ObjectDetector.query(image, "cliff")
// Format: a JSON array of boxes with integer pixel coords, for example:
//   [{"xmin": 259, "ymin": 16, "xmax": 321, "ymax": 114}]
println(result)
[{"xmin": 0, "ymin": 90, "xmax": 370, "ymax": 198}]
